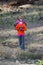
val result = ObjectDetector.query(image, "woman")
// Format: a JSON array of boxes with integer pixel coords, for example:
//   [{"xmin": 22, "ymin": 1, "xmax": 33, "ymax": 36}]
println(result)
[
  {"xmin": 15, "ymin": 16, "xmax": 27, "ymax": 50},
  {"xmin": 14, "ymin": 16, "xmax": 27, "ymax": 26}
]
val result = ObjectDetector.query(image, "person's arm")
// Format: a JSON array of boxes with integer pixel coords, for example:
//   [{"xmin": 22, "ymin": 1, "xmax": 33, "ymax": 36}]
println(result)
[
  {"xmin": 15, "ymin": 24, "xmax": 19, "ymax": 31},
  {"xmin": 24, "ymin": 22, "xmax": 27, "ymax": 26},
  {"xmin": 22, "ymin": 24, "xmax": 27, "ymax": 31}
]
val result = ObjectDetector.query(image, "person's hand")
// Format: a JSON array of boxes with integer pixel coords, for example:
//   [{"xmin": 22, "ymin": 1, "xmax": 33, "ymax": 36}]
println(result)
[{"xmin": 19, "ymin": 27, "xmax": 23, "ymax": 30}]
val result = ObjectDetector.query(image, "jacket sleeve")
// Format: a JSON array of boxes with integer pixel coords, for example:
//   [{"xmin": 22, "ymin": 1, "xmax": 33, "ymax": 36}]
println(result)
[
  {"xmin": 22, "ymin": 24, "xmax": 27, "ymax": 31},
  {"xmin": 15, "ymin": 24, "xmax": 19, "ymax": 31}
]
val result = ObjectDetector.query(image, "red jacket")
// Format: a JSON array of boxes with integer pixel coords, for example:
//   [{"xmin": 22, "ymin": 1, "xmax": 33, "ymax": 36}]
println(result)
[{"xmin": 15, "ymin": 23, "xmax": 27, "ymax": 36}]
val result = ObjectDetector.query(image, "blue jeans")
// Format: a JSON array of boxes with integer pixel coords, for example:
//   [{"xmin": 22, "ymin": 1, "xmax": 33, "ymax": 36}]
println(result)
[{"xmin": 18, "ymin": 35, "xmax": 25, "ymax": 49}]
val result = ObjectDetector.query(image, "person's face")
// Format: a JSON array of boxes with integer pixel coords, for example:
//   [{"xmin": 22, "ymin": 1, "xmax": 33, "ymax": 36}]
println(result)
[
  {"xmin": 19, "ymin": 18, "xmax": 23, "ymax": 22},
  {"xmin": 19, "ymin": 16, "xmax": 23, "ymax": 22}
]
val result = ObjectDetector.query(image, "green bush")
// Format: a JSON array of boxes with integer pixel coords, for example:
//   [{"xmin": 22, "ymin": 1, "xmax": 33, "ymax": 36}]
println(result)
[{"xmin": 36, "ymin": 60, "xmax": 43, "ymax": 65}]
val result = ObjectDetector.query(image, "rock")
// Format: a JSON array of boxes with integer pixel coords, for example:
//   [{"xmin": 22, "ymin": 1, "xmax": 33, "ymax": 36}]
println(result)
[{"xmin": 16, "ymin": 60, "xmax": 20, "ymax": 65}]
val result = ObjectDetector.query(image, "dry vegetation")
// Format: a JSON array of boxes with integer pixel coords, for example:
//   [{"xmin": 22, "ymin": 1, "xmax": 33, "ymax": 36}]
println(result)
[{"xmin": 0, "ymin": 1, "xmax": 43, "ymax": 64}]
